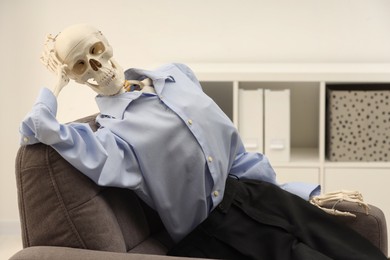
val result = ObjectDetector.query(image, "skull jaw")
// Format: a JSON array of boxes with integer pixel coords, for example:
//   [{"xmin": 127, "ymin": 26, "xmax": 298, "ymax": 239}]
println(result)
[{"xmin": 85, "ymin": 72, "xmax": 126, "ymax": 96}]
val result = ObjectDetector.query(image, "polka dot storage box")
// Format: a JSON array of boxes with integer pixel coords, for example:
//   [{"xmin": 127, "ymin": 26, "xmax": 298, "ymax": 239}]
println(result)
[{"xmin": 326, "ymin": 84, "xmax": 390, "ymax": 162}]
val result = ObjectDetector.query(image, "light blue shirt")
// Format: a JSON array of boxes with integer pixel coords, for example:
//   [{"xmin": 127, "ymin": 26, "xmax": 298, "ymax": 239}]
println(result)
[{"xmin": 20, "ymin": 63, "xmax": 320, "ymax": 242}]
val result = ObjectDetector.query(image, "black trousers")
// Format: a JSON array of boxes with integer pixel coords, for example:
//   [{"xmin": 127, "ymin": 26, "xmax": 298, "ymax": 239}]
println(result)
[{"xmin": 168, "ymin": 178, "xmax": 387, "ymax": 260}]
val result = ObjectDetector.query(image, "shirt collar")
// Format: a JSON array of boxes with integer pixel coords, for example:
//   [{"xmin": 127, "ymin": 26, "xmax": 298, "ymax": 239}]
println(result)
[
  {"xmin": 125, "ymin": 67, "xmax": 175, "ymax": 95},
  {"xmin": 124, "ymin": 67, "xmax": 175, "ymax": 84},
  {"xmin": 95, "ymin": 92, "xmax": 142, "ymax": 119},
  {"xmin": 95, "ymin": 67, "xmax": 175, "ymax": 119}
]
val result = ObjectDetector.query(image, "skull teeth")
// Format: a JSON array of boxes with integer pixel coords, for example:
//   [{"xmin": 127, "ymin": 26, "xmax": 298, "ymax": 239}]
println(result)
[{"xmin": 96, "ymin": 68, "xmax": 115, "ymax": 85}]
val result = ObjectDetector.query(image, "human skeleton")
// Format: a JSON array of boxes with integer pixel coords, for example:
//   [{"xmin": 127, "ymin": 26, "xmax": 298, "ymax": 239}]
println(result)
[{"xmin": 40, "ymin": 24, "xmax": 370, "ymax": 218}]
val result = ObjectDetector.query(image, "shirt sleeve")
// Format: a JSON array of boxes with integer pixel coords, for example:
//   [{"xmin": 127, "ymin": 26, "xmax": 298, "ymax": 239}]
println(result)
[
  {"xmin": 173, "ymin": 63, "xmax": 203, "ymax": 89},
  {"xmin": 229, "ymin": 150, "xmax": 278, "ymax": 184},
  {"xmin": 229, "ymin": 149, "xmax": 321, "ymax": 201},
  {"xmin": 19, "ymin": 88, "xmax": 142, "ymax": 189},
  {"xmin": 280, "ymin": 182, "xmax": 321, "ymax": 201}
]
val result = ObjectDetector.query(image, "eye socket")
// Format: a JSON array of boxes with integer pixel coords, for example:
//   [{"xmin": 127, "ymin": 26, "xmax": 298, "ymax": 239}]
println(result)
[
  {"xmin": 90, "ymin": 42, "xmax": 105, "ymax": 55},
  {"xmin": 72, "ymin": 60, "xmax": 87, "ymax": 75}
]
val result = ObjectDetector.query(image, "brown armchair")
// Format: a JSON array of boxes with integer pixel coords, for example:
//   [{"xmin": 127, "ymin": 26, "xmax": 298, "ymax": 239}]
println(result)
[{"xmin": 10, "ymin": 115, "xmax": 388, "ymax": 259}]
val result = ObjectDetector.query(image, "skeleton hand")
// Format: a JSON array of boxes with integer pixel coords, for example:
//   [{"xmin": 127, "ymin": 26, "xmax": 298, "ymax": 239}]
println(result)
[
  {"xmin": 310, "ymin": 190, "xmax": 369, "ymax": 217},
  {"xmin": 52, "ymin": 64, "xmax": 70, "ymax": 97},
  {"xmin": 40, "ymin": 34, "xmax": 70, "ymax": 97}
]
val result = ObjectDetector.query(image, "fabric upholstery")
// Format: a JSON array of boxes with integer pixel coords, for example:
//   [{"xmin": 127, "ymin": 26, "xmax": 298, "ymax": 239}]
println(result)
[
  {"xmin": 323, "ymin": 200, "xmax": 388, "ymax": 255},
  {"xmin": 9, "ymin": 246, "xmax": 212, "ymax": 260},
  {"xmin": 16, "ymin": 139, "xmax": 171, "ymax": 254}
]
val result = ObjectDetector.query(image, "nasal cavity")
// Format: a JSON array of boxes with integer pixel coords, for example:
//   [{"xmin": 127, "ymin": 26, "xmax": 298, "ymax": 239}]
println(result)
[{"xmin": 89, "ymin": 59, "xmax": 102, "ymax": 71}]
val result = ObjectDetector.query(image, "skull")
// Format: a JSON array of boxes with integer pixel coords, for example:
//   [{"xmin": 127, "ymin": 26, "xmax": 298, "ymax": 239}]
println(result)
[{"xmin": 53, "ymin": 24, "xmax": 125, "ymax": 96}]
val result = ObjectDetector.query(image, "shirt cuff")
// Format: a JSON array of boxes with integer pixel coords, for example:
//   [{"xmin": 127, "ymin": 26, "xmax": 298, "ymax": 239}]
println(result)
[
  {"xmin": 280, "ymin": 182, "xmax": 321, "ymax": 201},
  {"xmin": 35, "ymin": 87, "xmax": 58, "ymax": 116},
  {"xmin": 19, "ymin": 87, "xmax": 58, "ymax": 145},
  {"xmin": 20, "ymin": 134, "xmax": 39, "ymax": 145}
]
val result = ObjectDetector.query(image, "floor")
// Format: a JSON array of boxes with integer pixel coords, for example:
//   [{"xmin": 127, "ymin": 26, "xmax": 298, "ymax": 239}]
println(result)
[{"xmin": 0, "ymin": 235, "xmax": 22, "ymax": 259}]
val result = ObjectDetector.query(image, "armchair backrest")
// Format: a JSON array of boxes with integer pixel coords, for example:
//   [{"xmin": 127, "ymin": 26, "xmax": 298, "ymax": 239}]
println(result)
[{"xmin": 15, "ymin": 115, "xmax": 172, "ymax": 254}]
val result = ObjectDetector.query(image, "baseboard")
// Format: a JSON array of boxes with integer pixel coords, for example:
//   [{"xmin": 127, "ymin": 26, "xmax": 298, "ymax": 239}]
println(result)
[{"xmin": 0, "ymin": 220, "xmax": 21, "ymax": 236}]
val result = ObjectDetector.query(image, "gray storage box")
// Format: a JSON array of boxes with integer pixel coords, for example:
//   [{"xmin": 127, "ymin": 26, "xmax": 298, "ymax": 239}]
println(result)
[{"xmin": 326, "ymin": 85, "xmax": 390, "ymax": 162}]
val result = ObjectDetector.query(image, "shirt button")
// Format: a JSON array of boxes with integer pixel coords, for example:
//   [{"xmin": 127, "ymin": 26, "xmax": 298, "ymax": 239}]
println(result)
[
  {"xmin": 213, "ymin": 191, "xmax": 220, "ymax": 197},
  {"xmin": 208, "ymin": 156, "xmax": 213, "ymax": 162},
  {"xmin": 187, "ymin": 119, "xmax": 193, "ymax": 125},
  {"xmin": 23, "ymin": 137, "xmax": 29, "ymax": 143}
]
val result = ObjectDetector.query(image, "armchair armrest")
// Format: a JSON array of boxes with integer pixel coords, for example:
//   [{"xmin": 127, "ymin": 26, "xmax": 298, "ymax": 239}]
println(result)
[{"xmin": 325, "ymin": 201, "xmax": 388, "ymax": 256}]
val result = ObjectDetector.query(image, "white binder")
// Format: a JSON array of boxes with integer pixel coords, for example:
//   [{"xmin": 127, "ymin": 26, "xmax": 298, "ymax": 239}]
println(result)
[
  {"xmin": 238, "ymin": 89, "xmax": 263, "ymax": 153},
  {"xmin": 264, "ymin": 89, "xmax": 290, "ymax": 162}
]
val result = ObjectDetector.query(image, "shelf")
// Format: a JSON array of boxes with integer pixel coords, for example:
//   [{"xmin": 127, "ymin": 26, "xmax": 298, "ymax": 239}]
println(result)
[
  {"xmin": 325, "ymin": 161, "xmax": 390, "ymax": 169},
  {"xmin": 270, "ymin": 148, "xmax": 319, "ymax": 168},
  {"xmin": 190, "ymin": 63, "xmax": 390, "ymax": 82},
  {"xmin": 290, "ymin": 148, "xmax": 319, "ymax": 163},
  {"xmin": 197, "ymin": 64, "xmax": 390, "ymax": 170}
]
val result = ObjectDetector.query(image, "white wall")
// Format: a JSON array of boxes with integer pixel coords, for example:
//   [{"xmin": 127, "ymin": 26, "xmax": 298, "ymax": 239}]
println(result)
[{"xmin": 1, "ymin": 0, "xmax": 390, "ymax": 234}]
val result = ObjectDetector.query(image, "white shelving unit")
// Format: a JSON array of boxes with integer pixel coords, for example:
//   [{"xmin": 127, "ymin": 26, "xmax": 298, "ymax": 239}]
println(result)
[{"xmin": 190, "ymin": 63, "xmax": 390, "ymax": 249}]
